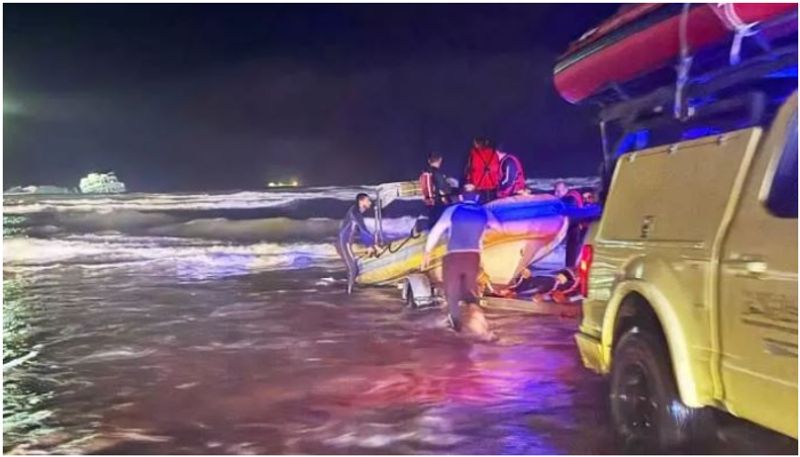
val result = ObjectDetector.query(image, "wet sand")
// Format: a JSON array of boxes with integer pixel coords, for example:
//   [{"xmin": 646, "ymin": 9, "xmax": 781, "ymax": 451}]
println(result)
[
  {"xmin": 4, "ymin": 265, "xmax": 615, "ymax": 454},
  {"xmin": 6, "ymin": 263, "xmax": 797, "ymax": 454}
]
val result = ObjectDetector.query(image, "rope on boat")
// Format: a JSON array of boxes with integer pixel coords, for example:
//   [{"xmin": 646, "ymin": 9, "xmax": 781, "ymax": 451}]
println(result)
[
  {"xmin": 674, "ymin": 3, "xmax": 693, "ymax": 120},
  {"xmin": 710, "ymin": 3, "xmax": 761, "ymax": 66},
  {"xmin": 354, "ymin": 229, "xmax": 423, "ymax": 260}
]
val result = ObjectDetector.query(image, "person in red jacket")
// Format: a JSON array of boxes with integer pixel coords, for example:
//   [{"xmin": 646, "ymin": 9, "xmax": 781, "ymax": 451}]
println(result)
[
  {"xmin": 464, "ymin": 137, "xmax": 501, "ymax": 203},
  {"xmin": 497, "ymin": 149, "xmax": 528, "ymax": 198}
]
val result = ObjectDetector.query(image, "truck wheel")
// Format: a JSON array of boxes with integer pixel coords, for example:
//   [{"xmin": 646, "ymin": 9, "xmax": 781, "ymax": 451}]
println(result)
[{"xmin": 610, "ymin": 329, "xmax": 714, "ymax": 453}]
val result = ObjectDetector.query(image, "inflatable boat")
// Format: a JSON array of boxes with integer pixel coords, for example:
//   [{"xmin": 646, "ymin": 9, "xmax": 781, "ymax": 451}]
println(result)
[
  {"xmin": 353, "ymin": 193, "xmax": 569, "ymax": 286},
  {"xmin": 554, "ymin": 3, "xmax": 797, "ymax": 105}
]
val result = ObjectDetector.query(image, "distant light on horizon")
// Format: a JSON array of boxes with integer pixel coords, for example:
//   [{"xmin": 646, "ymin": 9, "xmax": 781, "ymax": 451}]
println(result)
[
  {"xmin": 267, "ymin": 179, "xmax": 300, "ymax": 188},
  {"xmin": 4, "ymin": 99, "xmax": 25, "ymax": 116}
]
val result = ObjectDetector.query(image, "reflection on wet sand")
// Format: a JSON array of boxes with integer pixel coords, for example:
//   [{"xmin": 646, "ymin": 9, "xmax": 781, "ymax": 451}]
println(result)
[{"xmin": 4, "ymin": 266, "xmax": 613, "ymax": 454}]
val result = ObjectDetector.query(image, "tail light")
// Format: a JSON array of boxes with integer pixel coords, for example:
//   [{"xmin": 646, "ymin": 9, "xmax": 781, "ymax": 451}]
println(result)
[{"xmin": 577, "ymin": 244, "xmax": 593, "ymax": 297}]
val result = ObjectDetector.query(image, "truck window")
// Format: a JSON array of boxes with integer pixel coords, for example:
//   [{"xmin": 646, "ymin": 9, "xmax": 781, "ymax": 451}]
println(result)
[{"xmin": 765, "ymin": 112, "xmax": 798, "ymax": 218}]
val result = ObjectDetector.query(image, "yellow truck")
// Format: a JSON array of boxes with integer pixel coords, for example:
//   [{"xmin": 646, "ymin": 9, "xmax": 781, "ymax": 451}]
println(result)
[{"xmin": 575, "ymin": 90, "xmax": 797, "ymax": 450}]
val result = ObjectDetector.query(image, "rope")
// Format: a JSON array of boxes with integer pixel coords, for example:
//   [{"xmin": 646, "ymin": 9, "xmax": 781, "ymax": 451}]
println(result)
[
  {"xmin": 710, "ymin": 3, "xmax": 760, "ymax": 65},
  {"xmin": 359, "ymin": 228, "xmax": 423, "ymax": 260},
  {"xmin": 674, "ymin": 3, "xmax": 693, "ymax": 120}
]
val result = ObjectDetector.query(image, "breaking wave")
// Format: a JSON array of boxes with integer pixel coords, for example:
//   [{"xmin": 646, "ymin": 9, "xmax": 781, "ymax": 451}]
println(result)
[
  {"xmin": 9, "ymin": 213, "xmax": 419, "ymax": 243},
  {"xmin": 3, "ymin": 235, "xmax": 341, "ymax": 277},
  {"xmin": 3, "ymin": 213, "xmax": 419, "ymax": 274},
  {"xmin": 3, "ymin": 178, "xmax": 595, "ymax": 274},
  {"xmin": 3, "ymin": 186, "xmax": 382, "ymax": 215},
  {"xmin": 4, "ymin": 178, "xmax": 599, "ymax": 215}
]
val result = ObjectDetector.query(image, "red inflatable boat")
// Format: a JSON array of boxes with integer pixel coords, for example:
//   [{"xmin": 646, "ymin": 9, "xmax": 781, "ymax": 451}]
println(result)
[{"xmin": 554, "ymin": 3, "xmax": 798, "ymax": 104}]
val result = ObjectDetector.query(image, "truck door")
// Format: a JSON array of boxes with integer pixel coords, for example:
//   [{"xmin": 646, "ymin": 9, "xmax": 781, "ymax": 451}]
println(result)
[{"xmin": 719, "ymin": 95, "xmax": 797, "ymax": 439}]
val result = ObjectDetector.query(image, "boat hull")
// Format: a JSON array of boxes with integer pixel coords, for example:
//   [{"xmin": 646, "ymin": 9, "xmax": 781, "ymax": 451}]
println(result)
[
  {"xmin": 554, "ymin": 3, "xmax": 797, "ymax": 104},
  {"xmin": 353, "ymin": 194, "xmax": 569, "ymax": 286}
]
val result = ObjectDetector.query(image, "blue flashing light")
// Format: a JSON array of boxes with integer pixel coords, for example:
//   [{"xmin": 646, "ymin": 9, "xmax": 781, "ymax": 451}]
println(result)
[
  {"xmin": 491, "ymin": 201, "xmax": 565, "ymax": 222},
  {"xmin": 688, "ymin": 95, "xmax": 717, "ymax": 110},
  {"xmin": 634, "ymin": 129, "xmax": 650, "ymax": 150},
  {"xmin": 682, "ymin": 126, "xmax": 722, "ymax": 140},
  {"xmin": 614, "ymin": 129, "xmax": 651, "ymax": 157},
  {"xmin": 766, "ymin": 66, "xmax": 798, "ymax": 79}
]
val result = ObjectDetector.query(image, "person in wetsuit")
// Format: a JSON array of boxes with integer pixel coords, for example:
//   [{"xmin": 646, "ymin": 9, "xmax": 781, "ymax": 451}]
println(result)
[
  {"xmin": 421, "ymin": 190, "xmax": 500, "ymax": 331},
  {"xmin": 338, "ymin": 193, "xmax": 376, "ymax": 294},
  {"xmin": 554, "ymin": 180, "xmax": 587, "ymax": 268},
  {"xmin": 500, "ymin": 268, "xmax": 579, "ymax": 303}
]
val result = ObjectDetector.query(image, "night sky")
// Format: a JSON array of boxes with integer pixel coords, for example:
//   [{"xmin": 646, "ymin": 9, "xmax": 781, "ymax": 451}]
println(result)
[{"xmin": 5, "ymin": 4, "xmax": 618, "ymax": 191}]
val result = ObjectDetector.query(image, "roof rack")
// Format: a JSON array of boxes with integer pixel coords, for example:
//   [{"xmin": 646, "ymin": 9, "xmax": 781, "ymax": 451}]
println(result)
[{"xmin": 597, "ymin": 43, "xmax": 797, "ymax": 161}]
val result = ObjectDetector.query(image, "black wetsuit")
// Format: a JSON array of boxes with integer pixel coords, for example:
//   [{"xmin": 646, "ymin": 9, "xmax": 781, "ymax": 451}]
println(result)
[
  {"xmin": 508, "ymin": 271, "xmax": 577, "ymax": 297},
  {"xmin": 337, "ymin": 205, "xmax": 375, "ymax": 294},
  {"xmin": 423, "ymin": 165, "xmax": 453, "ymax": 228},
  {"xmin": 508, "ymin": 276, "xmax": 557, "ymax": 297},
  {"xmin": 561, "ymin": 192, "xmax": 587, "ymax": 268}
]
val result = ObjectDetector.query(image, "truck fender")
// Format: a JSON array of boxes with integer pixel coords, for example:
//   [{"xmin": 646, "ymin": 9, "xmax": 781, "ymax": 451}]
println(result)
[{"xmin": 600, "ymin": 272, "xmax": 712, "ymax": 408}]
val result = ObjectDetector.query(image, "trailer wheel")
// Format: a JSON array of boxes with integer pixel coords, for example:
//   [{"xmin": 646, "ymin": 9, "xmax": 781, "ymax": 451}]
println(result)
[{"xmin": 405, "ymin": 283, "xmax": 417, "ymax": 308}]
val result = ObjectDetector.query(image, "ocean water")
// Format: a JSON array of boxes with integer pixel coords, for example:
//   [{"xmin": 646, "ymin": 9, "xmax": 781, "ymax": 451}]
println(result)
[{"xmin": 3, "ymin": 178, "xmax": 619, "ymax": 454}]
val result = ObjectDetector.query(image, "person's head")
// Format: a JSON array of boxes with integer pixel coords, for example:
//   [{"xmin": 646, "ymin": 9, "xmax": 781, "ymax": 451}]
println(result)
[
  {"xmin": 427, "ymin": 152, "xmax": 443, "ymax": 168},
  {"xmin": 554, "ymin": 180, "xmax": 569, "ymax": 198},
  {"xmin": 472, "ymin": 137, "xmax": 490, "ymax": 149},
  {"xmin": 355, "ymin": 193, "xmax": 372, "ymax": 211},
  {"xmin": 460, "ymin": 187, "xmax": 480, "ymax": 204}
]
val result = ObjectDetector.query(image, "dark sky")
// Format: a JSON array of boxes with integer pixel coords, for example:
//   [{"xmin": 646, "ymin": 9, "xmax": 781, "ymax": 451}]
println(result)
[{"xmin": 5, "ymin": 4, "xmax": 618, "ymax": 191}]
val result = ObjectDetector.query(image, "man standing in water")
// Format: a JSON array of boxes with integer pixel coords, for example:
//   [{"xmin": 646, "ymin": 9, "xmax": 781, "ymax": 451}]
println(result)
[
  {"xmin": 421, "ymin": 190, "xmax": 499, "ymax": 331},
  {"xmin": 338, "ymin": 193, "xmax": 376, "ymax": 294}
]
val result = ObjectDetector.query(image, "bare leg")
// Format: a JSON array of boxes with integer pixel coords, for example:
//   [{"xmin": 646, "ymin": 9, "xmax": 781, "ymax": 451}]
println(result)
[{"xmin": 443, "ymin": 254, "xmax": 463, "ymax": 331}]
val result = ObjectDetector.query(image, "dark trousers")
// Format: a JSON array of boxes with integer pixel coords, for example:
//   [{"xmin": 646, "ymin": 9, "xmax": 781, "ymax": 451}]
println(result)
[
  {"xmin": 427, "ymin": 204, "xmax": 446, "ymax": 229},
  {"xmin": 564, "ymin": 222, "xmax": 587, "ymax": 268},
  {"xmin": 477, "ymin": 189, "xmax": 497, "ymax": 204},
  {"xmin": 442, "ymin": 252, "xmax": 481, "ymax": 321}
]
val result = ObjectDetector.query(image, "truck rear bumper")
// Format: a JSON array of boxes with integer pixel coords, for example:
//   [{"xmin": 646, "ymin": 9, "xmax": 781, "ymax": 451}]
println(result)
[{"xmin": 574, "ymin": 332, "xmax": 605, "ymax": 374}]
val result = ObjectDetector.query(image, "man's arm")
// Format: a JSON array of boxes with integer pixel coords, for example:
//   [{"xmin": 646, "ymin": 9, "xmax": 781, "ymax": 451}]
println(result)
[
  {"xmin": 500, "ymin": 159, "xmax": 514, "ymax": 189},
  {"xmin": 352, "ymin": 208, "xmax": 375, "ymax": 245},
  {"xmin": 424, "ymin": 205, "xmax": 455, "ymax": 253},
  {"xmin": 485, "ymin": 207, "xmax": 502, "ymax": 232},
  {"xmin": 433, "ymin": 171, "xmax": 451, "ymax": 203},
  {"xmin": 433, "ymin": 171, "xmax": 448, "ymax": 195}
]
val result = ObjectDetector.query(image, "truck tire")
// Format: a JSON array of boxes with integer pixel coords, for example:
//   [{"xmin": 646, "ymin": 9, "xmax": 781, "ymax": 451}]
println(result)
[{"xmin": 610, "ymin": 328, "xmax": 714, "ymax": 453}]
